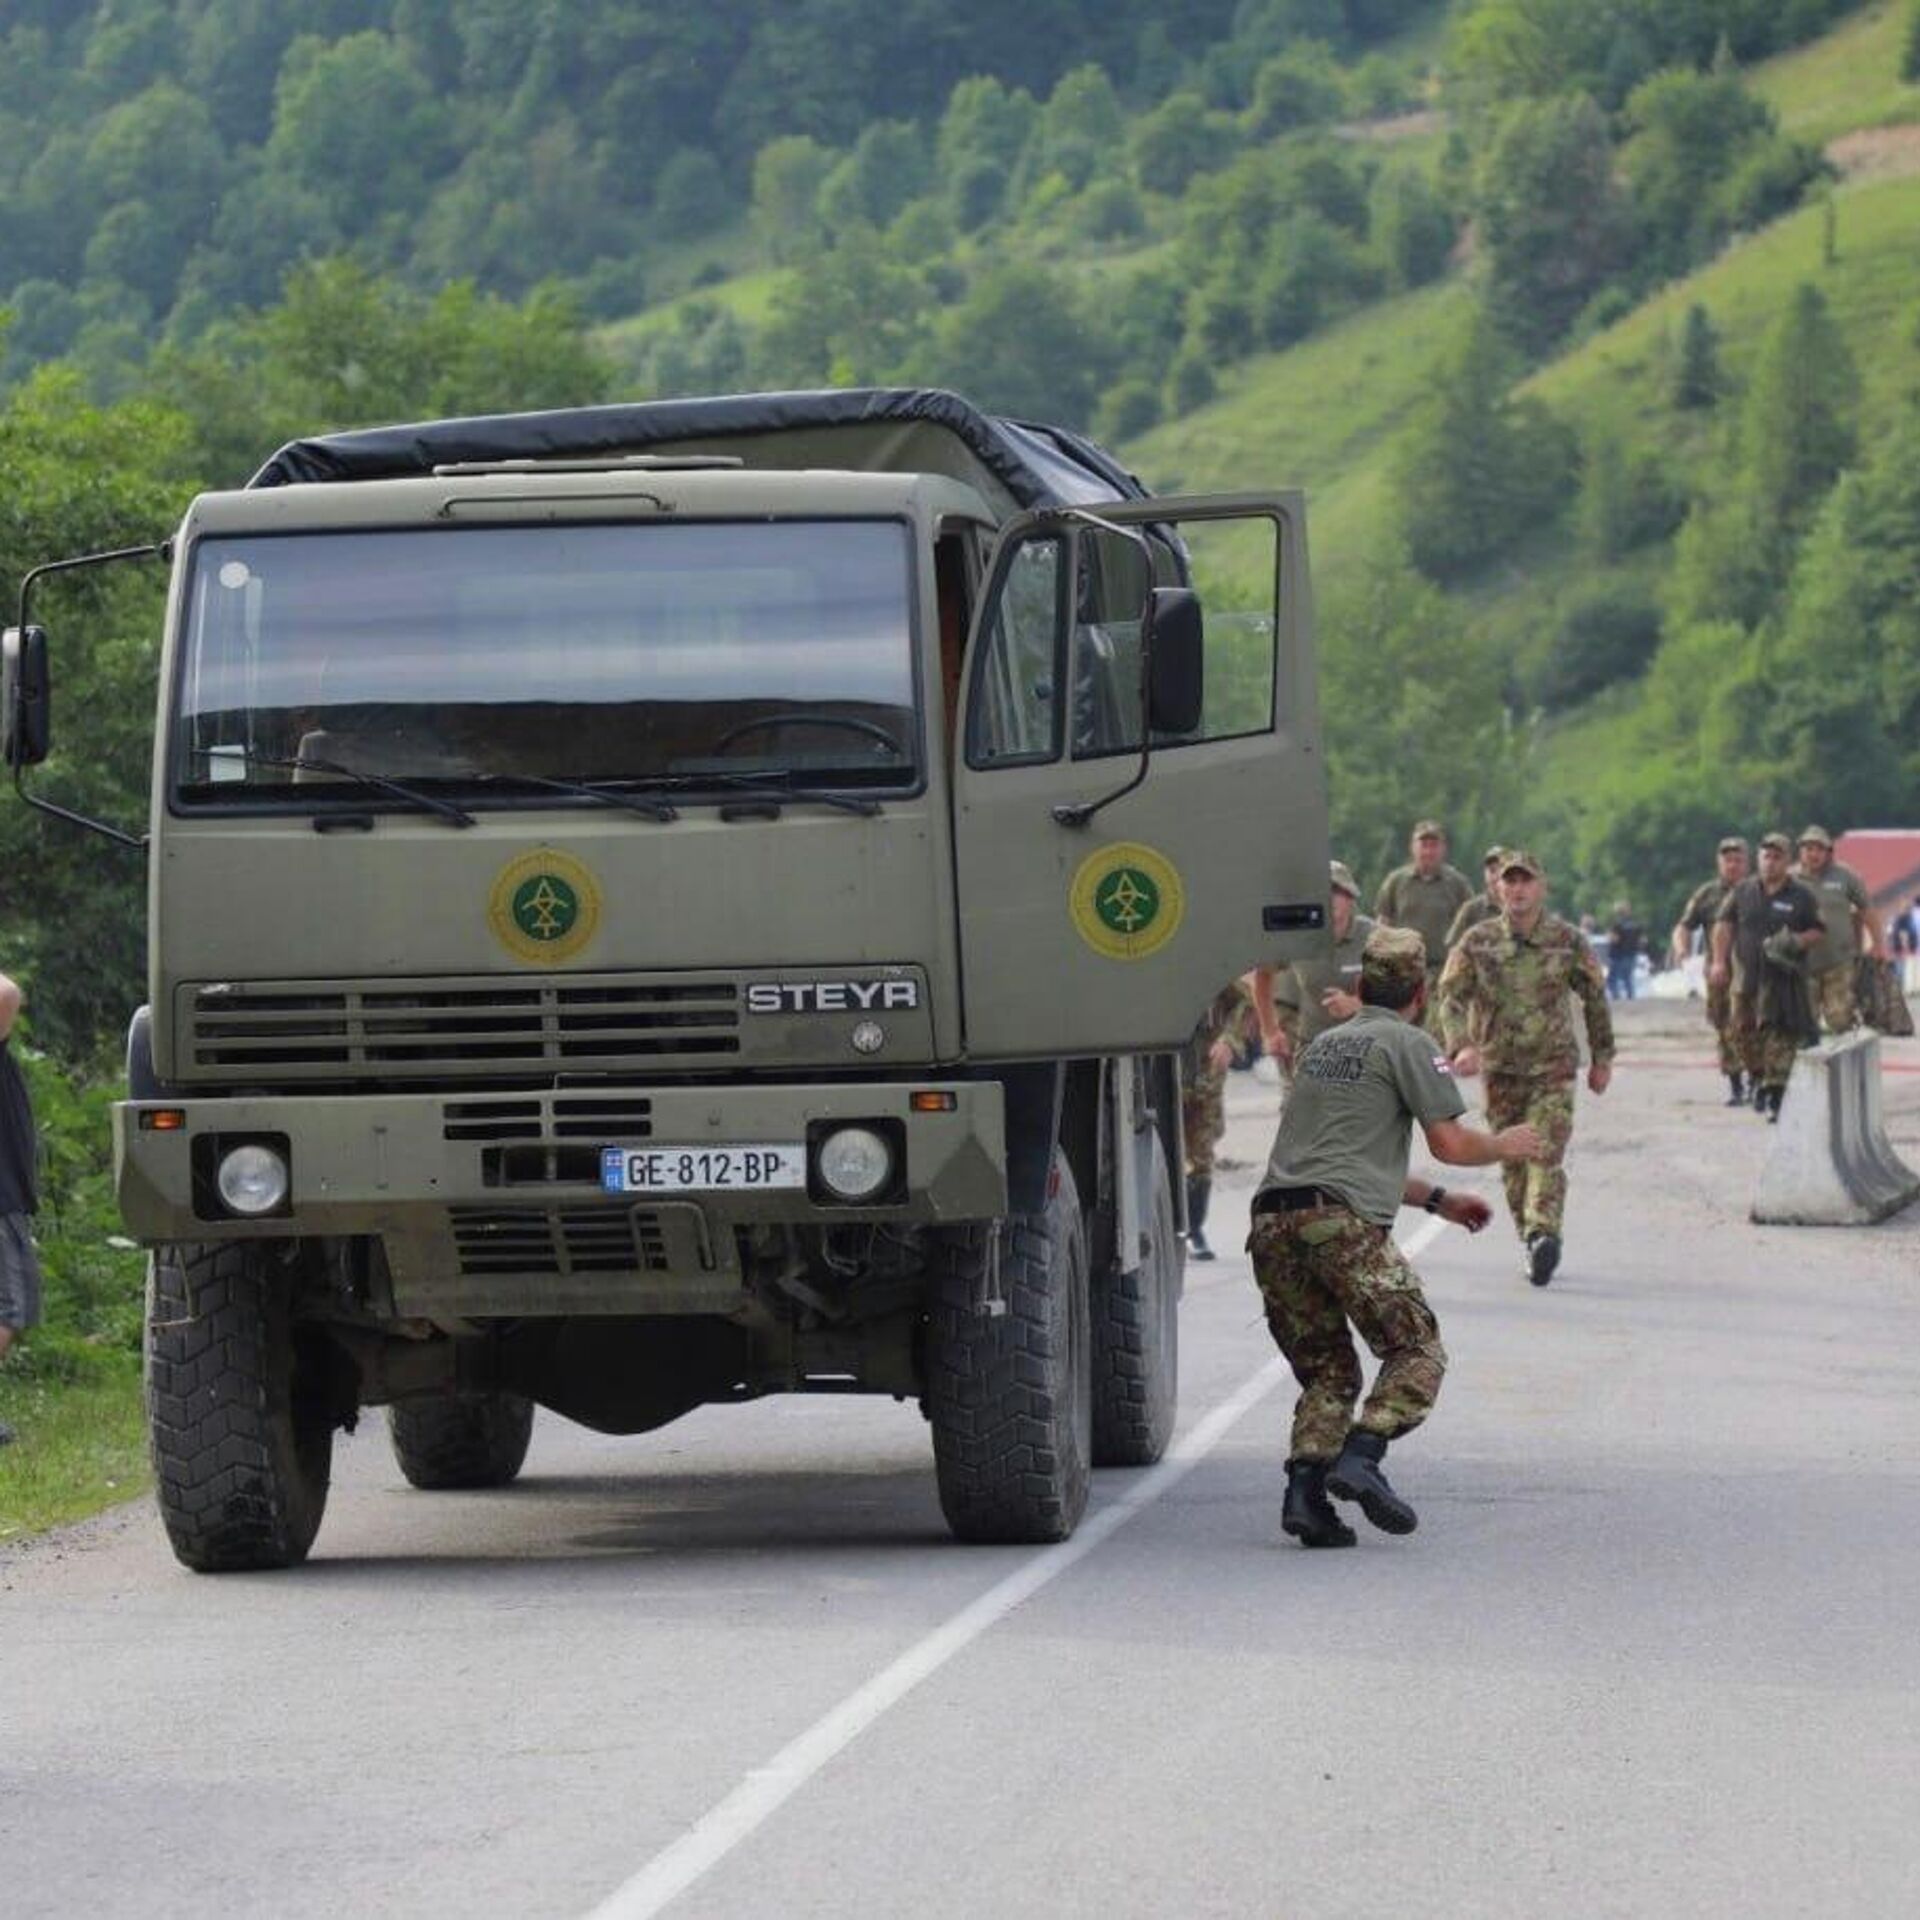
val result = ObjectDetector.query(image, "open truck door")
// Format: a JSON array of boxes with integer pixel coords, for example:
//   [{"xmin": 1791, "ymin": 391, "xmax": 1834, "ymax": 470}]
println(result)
[{"xmin": 952, "ymin": 493, "xmax": 1329, "ymax": 1059}]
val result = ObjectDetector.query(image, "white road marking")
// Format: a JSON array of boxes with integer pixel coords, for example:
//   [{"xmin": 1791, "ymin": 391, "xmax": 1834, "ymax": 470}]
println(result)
[
  {"xmin": 582, "ymin": 1358, "xmax": 1288, "ymax": 1920},
  {"xmin": 584, "ymin": 1211, "xmax": 1453, "ymax": 1919}
]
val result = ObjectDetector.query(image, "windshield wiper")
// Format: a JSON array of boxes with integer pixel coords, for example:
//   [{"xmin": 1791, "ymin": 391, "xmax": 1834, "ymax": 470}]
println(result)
[
  {"xmin": 223, "ymin": 751, "xmax": 478, "ymax": 828},
  {"xmin": 469, "ymin": 773, "xmax": 677, "ymax": 821},
  {"xmin": 655, "ymin": 770, "xmax": 882, "ymax": 817}
]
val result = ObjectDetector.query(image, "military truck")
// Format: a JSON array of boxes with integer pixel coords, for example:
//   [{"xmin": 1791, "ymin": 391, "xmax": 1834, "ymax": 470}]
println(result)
[{"xmin": 2, "ymin": 388, "xmax": 1328, "ymax": 1570}]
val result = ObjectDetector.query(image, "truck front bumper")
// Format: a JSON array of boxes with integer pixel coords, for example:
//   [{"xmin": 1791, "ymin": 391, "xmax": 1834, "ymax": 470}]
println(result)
[{"xmin": 114, "ymin": 1080, "xmax": 1005, "ymax": 1317}]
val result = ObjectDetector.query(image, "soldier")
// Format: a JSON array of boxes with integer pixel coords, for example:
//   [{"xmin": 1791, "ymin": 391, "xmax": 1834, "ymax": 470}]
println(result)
[
  {"xmin": 1437, "ymin": 850, "xmax": 1614, "ymax": 1287},
  {"xmin": 1183, "ymin": 978, "xmax": 1259, "ymax": 1261},
  {"xmin": 1792, "ymin": 826, "xmax": 1886, "ymax": 1034},
  {"xmin": 1249, "ymin": 926, "xmax": 1543, "ymax": 1545},
  {"xmin": 1375, "ymin": 820, "xmax": 1474, "ymax": 1027},
  {"xmin": 1444, "ymin": 845, "xmax": 1507, "ymax": 953},
  {"xmin": 1670, "ymin": 836, "xmax": 1750, "ymax": 1105},
  {"xmin": 1252, "ymin": 859, "xmax": 1373, "ymax": 1082},
  {"xmin": 1711, "ymin": 833, "xmax": 1823, "ymax": 1120}
]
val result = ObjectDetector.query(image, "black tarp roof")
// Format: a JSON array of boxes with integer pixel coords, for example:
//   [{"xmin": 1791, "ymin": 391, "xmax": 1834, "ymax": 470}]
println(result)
[{"xmin": 247, "ymin": 387, "xmax": 1148, "ymax": 514}]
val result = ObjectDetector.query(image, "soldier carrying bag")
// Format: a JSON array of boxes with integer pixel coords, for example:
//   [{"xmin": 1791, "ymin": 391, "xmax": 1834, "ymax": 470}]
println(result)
[{"xmin": 1854, "ymin": 955, "xmax": 1915, "ymax": 1038}]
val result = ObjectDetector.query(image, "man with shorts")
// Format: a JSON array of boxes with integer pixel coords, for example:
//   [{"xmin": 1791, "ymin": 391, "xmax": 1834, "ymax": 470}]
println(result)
[
  {"xmin": 1, "ymin": 970, "xmax": 44, "ymax": 1445},
  {"xmin": 1248, "ymin": 926, "xmax": 1543, "ymax": 1546}
]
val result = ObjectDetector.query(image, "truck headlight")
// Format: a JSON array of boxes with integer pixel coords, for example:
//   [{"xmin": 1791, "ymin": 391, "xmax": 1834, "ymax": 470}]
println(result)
[
  {"xmin": 216, "ymin": 1142, "xmax": 290, "ymax": 1216},
  {"xmin": 813, "ymin": 1126, "xmax": 893, "ymax": 1203}
]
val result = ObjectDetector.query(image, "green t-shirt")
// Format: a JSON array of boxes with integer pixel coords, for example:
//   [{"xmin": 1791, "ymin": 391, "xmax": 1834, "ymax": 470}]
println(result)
[
  {"xmin": 1375, "ymin": 864, "xmax": 1475, "ymax": 969},
  {"xmin": 1273, "ymin": 912, "xmax": 1375, "ymax": 1045},
  {"xmin": 1793, "ymin": 861, "xmax": 1869, "ymax": 975},
  {"xmin": 1255, "ymin": 1006, "xmax": 1466, "ymax": 1225}
]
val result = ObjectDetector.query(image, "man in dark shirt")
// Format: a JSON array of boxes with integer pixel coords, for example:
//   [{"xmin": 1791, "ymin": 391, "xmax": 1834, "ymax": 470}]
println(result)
[
  {"xmin": 0, "ymin": 969, "xmax": 43, "ymax": 1446},
  {"xmin": 1709, "ymin": 834, "xmax": 1823, "ymax": 1120},
  {"xmin": 1248, "ymin": 926, "xmax": 1542, "ymax": 1545}
]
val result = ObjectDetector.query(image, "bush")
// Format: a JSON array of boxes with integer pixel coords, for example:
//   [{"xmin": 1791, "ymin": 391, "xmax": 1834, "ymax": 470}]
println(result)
[
  {"xmin": 1530, "ymin": 582, "xmax": 1664, "ymax": 710},
  {"xmin": 1069, "ymin": 179, "xmax": 1147, "ymax": 244},
  {"xmin": 1165, "ymin": 346, "xmax": 1216, "ymax": 414},
  {"xmin": 1096, "ymin": 376, "xmax": 1162, "ymax": 441}
]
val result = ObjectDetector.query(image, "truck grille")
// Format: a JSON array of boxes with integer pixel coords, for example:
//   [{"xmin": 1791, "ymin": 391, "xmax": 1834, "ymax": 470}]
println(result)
[
  {"xmin": 183, "ymin": 976, "xmax": 740, "ymax": 1080},
  {"xmin": 449, "ymin": 1206, "xmax": 670, "ymax": 1277}
]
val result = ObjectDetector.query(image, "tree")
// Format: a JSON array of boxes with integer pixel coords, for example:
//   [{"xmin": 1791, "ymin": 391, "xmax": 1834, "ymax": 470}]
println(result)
[
  {"xmin": 1475, "ymin": 92, "xmax": 1633, "ymax": 353},
  {"xmin": 1130, "ymin": 92, "xmax": 1239, "ymax": 195},
  {"xmin": 652, "ymin": 147, "xmax": 732, "ymax": 242},
  {"xmin": 1376, "ymin": 167, "xmax": 1458, "ymax": 289},
  {"xmin": 1673, "ymin": 302, "xmax": 1721, "ymax": 409},
  {"xmin": 1907, "ymin": 0, "xmax": 1920, "ymax": 84},
  {"xmin": 818, "ymin": 121, "xmax": 932, "ymax": 234},
  {"xmin": 911, "ymin": 263, "xmax": 1113, "ymax": 427},
  {"xmin": 1738, "ymin": 281, "xmax": 1857, "ymax": 536},
  {"xmin": 751, "ymin": 136, "xmax": 834, "ymax": 263},
  {"xmin": 1389, "ymin": 308, "xmax": 1577, "ymax": 579}
]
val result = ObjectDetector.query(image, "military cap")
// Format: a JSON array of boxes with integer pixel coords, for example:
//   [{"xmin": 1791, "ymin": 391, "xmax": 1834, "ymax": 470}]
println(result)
[
  {"xmin": 1482, "ymin": 844, "xmax": 1506, "ymax": 867},
  {"xmin": 1360, "ymin": 924, "xmax": 1428, "ymax": 992},
  {"xmin": 1411, "ymin": 818, "xmax": 1446, "ymax": 839},
  {"xmin": 1716, "ymin": 835, "xmax": 1749, "ymax": 855},
  {"xmin": 1329, "ymin": 859, "xmax": 1360, "ymax": 899},
  {"xmin": 1499, "ymin": 848, "xmax": 1544, "ymax": 879},
  {"xmin": 1797, "ymin": 824, "xmax": 1834, "ymax": 848},
  {"xmin": 1758, "ymin": 831, "xmax": 1793, "ymax": 854}
]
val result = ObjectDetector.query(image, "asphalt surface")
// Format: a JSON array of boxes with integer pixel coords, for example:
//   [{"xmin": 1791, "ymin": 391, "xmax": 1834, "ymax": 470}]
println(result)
[{"xmin": 7, "ymin": 1000, "xmax": 1919, "ymax": 1919}]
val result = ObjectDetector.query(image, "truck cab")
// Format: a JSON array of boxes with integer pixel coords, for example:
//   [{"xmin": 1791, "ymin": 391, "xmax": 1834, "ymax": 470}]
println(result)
[{"xmin": 3, "ymin": 388, "xmax": 1329, "ymax": 1569}]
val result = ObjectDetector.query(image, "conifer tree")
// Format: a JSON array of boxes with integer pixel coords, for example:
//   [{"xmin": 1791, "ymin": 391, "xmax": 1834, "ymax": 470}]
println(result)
[{"xmin": 1673, "ymin": 303, "xmax": 1720, "ymax": 410}]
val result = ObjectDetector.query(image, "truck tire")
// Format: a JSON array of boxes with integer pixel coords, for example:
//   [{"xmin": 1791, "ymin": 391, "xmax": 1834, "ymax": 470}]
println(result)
[
  {"xmin": 145, "ymin": 1242, "xmax": 334, "ymax": 1573},
  {"xmin": 926, "ymin": 1151, "xmax": 1092, "ymax": 1544},
  {"xmin": 388, "ymin": 1392, "xmax": 535, "ymax": 1490},
  {"xmin": 1091, "ymin": 1144, "xmax": 1180, "ymax": 1467}
]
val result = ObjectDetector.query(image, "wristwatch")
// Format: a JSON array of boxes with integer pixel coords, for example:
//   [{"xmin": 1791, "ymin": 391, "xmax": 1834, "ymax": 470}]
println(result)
[{"xmin": 1423, "ymin": 1187, "xmax": 1447, "ymax": 1214}]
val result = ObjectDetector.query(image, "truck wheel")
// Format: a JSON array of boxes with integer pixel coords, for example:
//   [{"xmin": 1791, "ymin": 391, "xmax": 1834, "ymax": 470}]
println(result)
[
  {"xmin": 1091, "ymin": 1144, "xmax": 1180, "ymax": 1467},
  {"xmin": 388, "ymin": 1392, "xmax": 535, "ymax": 1490},
  {"xmin": 926, "ymin": 1151, "xmax": 1092, "ymax": 1544},
  {"xmin": 145, "ymin": 1243, "xmax": 334, "ymax": 1573}
]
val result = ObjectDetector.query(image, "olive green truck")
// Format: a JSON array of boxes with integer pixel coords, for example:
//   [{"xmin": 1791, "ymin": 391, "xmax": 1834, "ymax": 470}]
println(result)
[{"xmin": 2, "ymin": 388, "xmax": 1329, "ymax": 1569}]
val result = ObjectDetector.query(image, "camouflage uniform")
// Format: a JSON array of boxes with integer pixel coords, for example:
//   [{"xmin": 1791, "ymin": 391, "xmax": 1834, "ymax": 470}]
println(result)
[
  {"xmin": 1678, "ymin": 874, "xmax": 1741, "ymax": 1076},
  {"xmin": 1249, "ymin": 928, "xmax": 1464, "ymax": 1463},
  {"xmin": 1444, "ymin": 889, "xmax": 1501, "ymax": 953},
  {"xmin": 1183, "ymin": 980, "xmax": 1257, "ymax": 1182},
  {"xmin": 1375, "ymin": 860, "xmax": 1474, "ymax": 1032},
  {"xmin": 1793, "ymin": 852, "xmax": 1870, "ymax": 1034},
  {"xmin": 1437, "ymin": 907, "xmax": 1613, "ymax": 1243}
]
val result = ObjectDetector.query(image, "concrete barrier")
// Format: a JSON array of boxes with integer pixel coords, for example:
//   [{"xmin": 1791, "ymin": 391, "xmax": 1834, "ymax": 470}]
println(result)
[{"xmin": 1751, "ymin": 1030, "xmax": 1920, "ymax": 1225}]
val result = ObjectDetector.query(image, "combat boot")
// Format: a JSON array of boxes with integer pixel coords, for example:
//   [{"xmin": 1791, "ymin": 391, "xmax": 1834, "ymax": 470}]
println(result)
[
  {"xmin": 1725, "ymin": 1071, "xmax": 1746, "ymax": 1106},
  {"xmin": 1325, "ymin": 1429, "xmax": 1418, "ymax": 1535},
  {"xmin": 1187, "ymin": 1177, "xmax": 1214, "ymax": 1261},
  {"xmin": 1765, "ymin": 1084, "xmax": 1784, "ymax": 1123},
  {"xmin": 1526, "ymin": 1230, "xmax": 1560, "ymax": 1287},
  {"xmin": 1752, "ymin": 1081, "xmax": 1770, "ymax": 1114},
  {"xmin": 1282, "ymin": 1458, "xmax": 1356, "ymax": 1549}
]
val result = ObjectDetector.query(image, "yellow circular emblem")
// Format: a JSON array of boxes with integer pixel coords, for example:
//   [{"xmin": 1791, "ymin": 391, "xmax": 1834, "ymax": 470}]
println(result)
[
  {"xmin": 1069, "ymin": 841, "xmax": 1185, "ymax": 961},
  {"xmin": 488, "ymin": 850, "xmax": 602, "ymax": 964}
]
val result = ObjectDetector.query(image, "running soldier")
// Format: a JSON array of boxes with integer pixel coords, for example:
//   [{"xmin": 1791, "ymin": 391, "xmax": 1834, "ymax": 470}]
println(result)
[
  {"xmin": 1183, "ymin": 978, "xmax": 1259, "ymax": 1261},
  {"xmin": 1670, "ymin": 836, "xmax": 1750, "ymax": 1105},
  {"xmin": 1249, "ymin": 926, "xmax": 1543, "ymax": 1545},
  {"xmin": 1437, "ymin": 850, "xmax": 1614, "ymax": 1287}
]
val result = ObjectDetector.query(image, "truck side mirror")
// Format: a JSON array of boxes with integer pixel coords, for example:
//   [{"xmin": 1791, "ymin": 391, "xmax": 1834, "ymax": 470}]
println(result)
[
  {"xmin": 1145, "ymin": 588, "xmax": 1203, "ymax": 735},
  {"xmin": 1, "ymin": 625, "xmax": 52, "ymax": 768}
]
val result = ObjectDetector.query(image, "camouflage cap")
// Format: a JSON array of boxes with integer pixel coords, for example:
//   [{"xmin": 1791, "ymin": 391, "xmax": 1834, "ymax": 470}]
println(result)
[
  {"xmin": 1482, "ymin": 844, "xmax": 1506, "ymax": 867},
  {"xmin": 1797, "ymin": 824, "xmax": 1834, "ymax": 848},
  {"xmin": 1499, "ymin": 848, "xmax": 1544, "ymax": 879},
  {"xmin": 1411, "ymin": 818, "xmax": 1445, "ymax": 840},
  {"xmin": 1360, "ymin": 924, "xmax": 1428, "ymax": 993},
  {"xmin": 1717, "ymin": 835, "xmax": 1750, "ymax": 856},
  {"xmin": 1329, "ymin": 859, "xmax": 1360, "ymax": 899},
  {"xmin": 1758, "ymin": 831, "xmax": 1793, "ymax": 854}
]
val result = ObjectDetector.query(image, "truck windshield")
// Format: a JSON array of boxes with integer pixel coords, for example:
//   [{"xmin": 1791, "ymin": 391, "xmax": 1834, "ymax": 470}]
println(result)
[{"xmin": 171, "ymin": 520, "xmax": 919, "ymax": 805}]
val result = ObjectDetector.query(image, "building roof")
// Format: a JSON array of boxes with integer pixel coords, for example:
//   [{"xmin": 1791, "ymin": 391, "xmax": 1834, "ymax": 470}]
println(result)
[{"xmin": 1834, "ymin": 830, "xmax": 1920, "ymax": 908}]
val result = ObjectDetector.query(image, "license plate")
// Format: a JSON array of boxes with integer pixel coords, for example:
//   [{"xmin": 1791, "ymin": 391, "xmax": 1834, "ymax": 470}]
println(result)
[{"xmin": 600, "ymin": 1144, "xmax": 807, "ymax": 1194}]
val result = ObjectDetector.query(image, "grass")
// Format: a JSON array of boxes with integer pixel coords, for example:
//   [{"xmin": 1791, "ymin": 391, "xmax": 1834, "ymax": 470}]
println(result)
[
  {"xmin": 0, "ymin": 1345, "xmax": 147, "ymax": 1542},
  {"xmin": 1750, "ymin": 2, "xmax": 1920, "ymax": 146}
]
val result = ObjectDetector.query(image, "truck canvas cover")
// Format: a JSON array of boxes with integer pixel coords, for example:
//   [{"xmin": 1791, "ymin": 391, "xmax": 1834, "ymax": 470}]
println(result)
[{"xmin": 247, "ymin": 386, "xmax": 1149, "ymax": 519}]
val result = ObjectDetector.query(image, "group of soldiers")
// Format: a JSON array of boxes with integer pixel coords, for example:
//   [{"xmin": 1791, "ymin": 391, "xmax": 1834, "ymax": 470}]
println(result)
[
  {"xmin": 1181, "ymin": 814, "xmax": 1895, "ymax": 1549},
  {"xmin": 1185, "ymin": 821, "xmax": 1610, "ymax": 1289},
  {"xmin": 1673, "ymin": 827, "xmax": 1888, "ymax": 1120}
]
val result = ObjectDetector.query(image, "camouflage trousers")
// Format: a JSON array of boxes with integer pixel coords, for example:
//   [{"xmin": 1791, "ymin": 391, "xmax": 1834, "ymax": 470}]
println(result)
[
  {"xmin": 1482, "ymin": 1075, "xmax": 1576, "ymax": 1240},
  {"xmin": 1249, "ymin": 1208, "xmax": 1447, "ymax": 1461},
  {"xmin": 1183, "ymin": 1068, "xmax": 1228, "ymax": 1180},
  {"xmin": 1812, "ymin": 966, "xmax": 1857, "ymax": 1035},
  {"xmin": 1705, "ymin": 975, "xmax": 1740, "ymax": 1076},
  {"xmin": 1730, "ymin": 992, "xmax": 1800, "ymax": 1092}
]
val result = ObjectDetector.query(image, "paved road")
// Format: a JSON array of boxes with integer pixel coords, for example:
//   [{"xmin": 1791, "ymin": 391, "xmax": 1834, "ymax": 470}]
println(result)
[{"xmin": 8, "ymin": 1004, "xmax": 1919, "ymax": 1919}]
